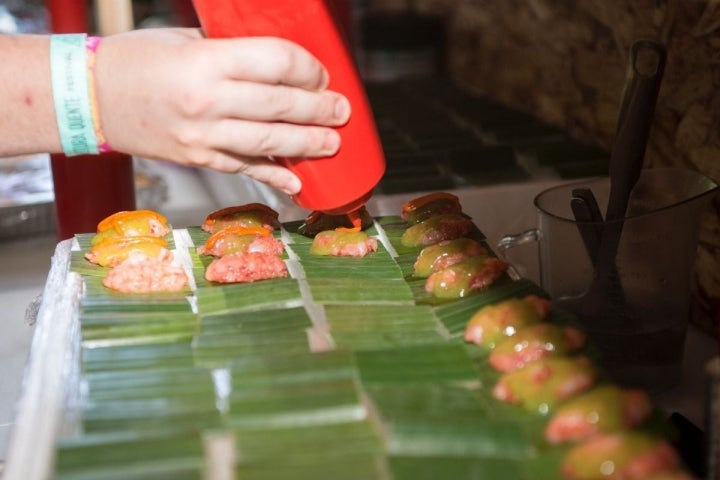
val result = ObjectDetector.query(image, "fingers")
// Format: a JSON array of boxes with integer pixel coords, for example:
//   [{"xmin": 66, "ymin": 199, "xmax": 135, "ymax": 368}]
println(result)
[
  {"xmin": 212, "ymin": 37, "xmax": 330, "ymax": 91},
  {"xmin": 202, "ymin": 154, "xmax": 302, "ymax": 195},
  {"xmin": 199, "ymin": 119, "xmax": 342, "ymax": 159},
  {"xmin": 213, "ymin": 80, "xmax": 351, "ymax": 126}
]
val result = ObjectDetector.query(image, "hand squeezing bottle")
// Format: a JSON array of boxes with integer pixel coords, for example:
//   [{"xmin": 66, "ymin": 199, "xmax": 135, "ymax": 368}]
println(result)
[{"xmin": 191, "ymin": 0, "xmax": 386, "ymax": 215}]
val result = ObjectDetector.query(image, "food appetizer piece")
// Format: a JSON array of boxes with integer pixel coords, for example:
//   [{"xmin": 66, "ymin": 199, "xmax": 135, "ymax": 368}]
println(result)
[
  {"xmin": 489, "ymin": 323, "xmax": 587, "ymax": 372},
  {"xmin": 85, "ymin": 236, "xmax": 172, "ymax": 268},
  {"xmin": 103, "ymin": 253, "xmax": 189, "ymax": 293},
  {"xmin": 401, "ymin": 192, "xmax": 463, "ymax": 225},
  {"xmin": 197, "ymin": 226, "xmax": 284, "ymax": 257},
  {"xmin": 464, "ymin": 295, "xmax": 551, "ymax": 348},
  {"xmin": 492, "ymin": 356, "xmax": 598, "ymax": 414},
  {"xmin": 560, "ymin": 432, "xmax": 682, "ymax": 480},
  {"xmin": 545, "ymin": 385, "xmax": 653, "ymax": 445},
  {"xmin": 400, "ymin": 213, "xmax": 474, "ymax": 248},
  {"xmin": 205, "ymin": 252, "xmax": 288, "ymax": 284},
  {"xmin": 201, "ymin": 203, "xmax": 280, "ymax": 234},
  {"xmin": 424, "ymin": 255, "xmax": 508, "ymax": 299},
  {"xmin": 309, "ymin": 229, "xmax": 378, "ymax": 257},
  {"xmin": 413, "ymin": 237, "xmax": 487, "ymax": 278},
  {"xmin": 297, "ymin": 207, "xmax": 373, "ymax": 237},
  {"xmin": 91, "ymin": 210, "xmax": 171, "ymax": 245}
]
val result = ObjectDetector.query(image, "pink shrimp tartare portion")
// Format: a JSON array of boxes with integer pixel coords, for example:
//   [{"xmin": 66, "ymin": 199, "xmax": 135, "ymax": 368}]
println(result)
[
  {"xmin": 103, "ymin": 253, "xmax": 189, "ymax": 293},
  {"xmin": 205, "ymin": 252, "xmax": 288, "ymax": 284}
]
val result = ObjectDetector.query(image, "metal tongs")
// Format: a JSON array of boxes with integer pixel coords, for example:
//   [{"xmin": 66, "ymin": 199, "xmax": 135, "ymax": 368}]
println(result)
[{"xmin": 572, "ymin": 39, "xmax": 667, "ymax": 307}]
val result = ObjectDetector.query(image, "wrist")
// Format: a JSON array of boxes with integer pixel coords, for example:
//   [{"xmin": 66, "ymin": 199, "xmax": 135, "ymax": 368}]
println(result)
[{"xmin": 49, "ymin": 34, "xmax": 112, "ymax": 156}]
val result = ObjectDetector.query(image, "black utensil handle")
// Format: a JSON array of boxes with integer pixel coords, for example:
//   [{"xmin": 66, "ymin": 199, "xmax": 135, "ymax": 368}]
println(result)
[
  {"xmin": 592, "ymin": 40, "xmax": 667, "ymax": 303},
  {"xmin": 605, "ymin": 39, "xmax": 667, "ymax": 222},
  {"xmin": 571, "ymin": 188, "xmax": 603, "ymax": 264}
]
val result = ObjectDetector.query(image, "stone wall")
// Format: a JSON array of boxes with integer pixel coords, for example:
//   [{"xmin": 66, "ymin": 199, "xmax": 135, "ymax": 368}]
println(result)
[{"xmin": 372, "ymin": 0, "xmax": 720, "ymax": 336}]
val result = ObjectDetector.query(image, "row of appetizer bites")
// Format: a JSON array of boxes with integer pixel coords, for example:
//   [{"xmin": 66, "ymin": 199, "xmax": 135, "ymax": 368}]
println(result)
[
  {"xmin": 400, "ymin": 192, "xmax": 509, "ymax": 299},
  {"xmin": 399, "ymin": 191, "xmax": 692, "ymax": 480},
  {"xmin": 84, "ymin": 210, "xmax": 188, "ymax": 293},
  {"xmin": 464, "ymin": 283, "xmax": 688, "ymax": 478},
  {"xmin": 197, "ymin": 203, "xmax": 381, "ymax": 285},
  {"xmin": 85, "ymin": 202, "xmax": 382, "ymax": 292}
]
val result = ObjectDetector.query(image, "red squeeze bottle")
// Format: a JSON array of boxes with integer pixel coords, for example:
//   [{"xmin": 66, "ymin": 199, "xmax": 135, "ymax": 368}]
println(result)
[{"xmin": 191, "ymin": 0, "xmax": 386, "ymax": 214}]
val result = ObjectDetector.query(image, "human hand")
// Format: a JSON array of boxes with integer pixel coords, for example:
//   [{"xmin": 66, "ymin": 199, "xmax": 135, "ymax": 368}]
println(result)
[{"xmin": 95, "ymin": 28, "xmax": 351, "ymax": 194}]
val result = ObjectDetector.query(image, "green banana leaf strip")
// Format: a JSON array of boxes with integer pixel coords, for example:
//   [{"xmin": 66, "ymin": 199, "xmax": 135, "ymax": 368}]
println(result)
[
  {"xmin": 84, "ymin": 366, "xmax": 216, "ymax": 401},
  {"xmin": 195, "ymin": 278, "xmax": 302, "ymax": 316},
  {"xmin": 80, "ymin": 311, "xmax": 199, "ymax": 347},
  {"xmin": 192, "ymin": 330, "xmax": 312, "ymax": 367},
  {"xmin": 386, "ymin": 417, "xmax": 540, "ymax": 459},
  {"xmin": 394, "ymin": 252, "xmax": 419, "ymax": 278},
  {"xmin": 81, "ymin": 342, "xmax": 195, "ymax": 372},
  {"xmin": 363, "ymin": 378, "xmax": 563, "ymax": 459},
  {"xmin": 432, "ymin": 278, "xmax": 547, "ymax": 337},
  {"xmin": 520, "ymin": 450, "xmax": 571, "ymax": 480},
  {"xmin": 329, "ymin": 330, "xmax": 448, "ymax": 351},
  {"xmin": 373, "ymin": 216, "xmax": 416, "ymax": 258},
  {"xmin": 83, "ymin": 331, "xmax": 196, "ymax": 350},
  {"xmin": 363, "ymin": 383, "xmax": 493, "ymax": 421},
  {"xmin": 233, "ymin": 421, "xmax": 386, "ymax": 480},
  {"xmin": 235, "ymin": 453, "xmax": 385, "ymax": 480},
  {"xmin": 55, "ymin": 430, "xmax": 204, "ymax": 480},
  {"xmin": 233, "ymin": 420, "xmax": 383, "ymax": 462},
  {"xmin": 355, "ymin": 344, "xmax": 480, "ymax": 385},
  {"xmin": 324, "ymin": 304, "xmax": 441, "ymax": 332},
  {"xmin": 185, "ymin": 226, "xmax": 208, "ymax": 246},
  {"xmin": 81, "ymin": 276, "xmax": 192, "ymax": 313},
  {"xmin": 324, "ymin": 304, "xmax": 447, "ymax": 350},
  {"xmin": 289, "ymin": 242, "xmax": 402, "ymax": 280},
  {"xmin": 80, "ymin": 311, "xmax": 198, "ymax": 328},
  {"xmin": 227, "ymin": 378, "xmax": 364, "ymax": 429},
  {"xmin": 305, "ymin": 278, "xmax": 414, "ymax": 305},
  {"xmin": 198, "ymin": 307, "xmax": 311, "ymax": 336},
  {"xmin": 389, "ymin": 455, "xmax": 525, "ymax": 480},
  {"xmin": 229, "ymin": 349, "xmax": 356, "ymax": 388},
  {"xmin": 226, "ymin": 350, "xmax": 363, "ymax": 428},
  {"xmin": 82, "ymin": 398, "xmax": 221, "ymax": 433},
  {"xmin": 365, "ymin": 379, "xmax": 552, "ymax": 455},
  {"xmin": 191, "ymin": 265, "xmax": 211, "ymax": 288}
]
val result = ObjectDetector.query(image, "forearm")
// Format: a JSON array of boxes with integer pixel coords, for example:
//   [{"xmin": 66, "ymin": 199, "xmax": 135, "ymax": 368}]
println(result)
[{"xmin": 0, "ymin": 34, "xmax": 61, "ymax": 156}]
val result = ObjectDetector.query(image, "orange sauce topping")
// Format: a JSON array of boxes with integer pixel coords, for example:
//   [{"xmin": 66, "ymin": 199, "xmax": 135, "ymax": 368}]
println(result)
[
  {"xmin": 97, "ymin": 210, "xmax": 167, "ymax": 234},
  {"xmin": 335, "ymin": 209, "xmax": 363, "ymax": 233},
  {"xmin": 204, "ymin": 226, "xmax": 271, "ymax": 250},
  {"xmin": 401, "ymin": 192, "xmax": 459, "ymax": 215}
]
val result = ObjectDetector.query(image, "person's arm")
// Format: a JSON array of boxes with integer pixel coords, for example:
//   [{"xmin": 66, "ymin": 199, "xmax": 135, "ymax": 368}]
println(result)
[
  {"xmin": 0, "ymin": 29, "xmax": 351, "ymax": 195},
  {"xmin": 0, "ymin": 34, "xmax": 62, "ymax": 155}
]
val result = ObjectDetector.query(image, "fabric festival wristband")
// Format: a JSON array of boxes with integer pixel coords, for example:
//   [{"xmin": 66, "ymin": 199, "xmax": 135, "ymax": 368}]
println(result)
[
  {"xmin": 86, "ymin": 36, "xmax": 112, "ymax": 153},
  {"xmin": 50, "ymin": 33, "xmax": 99, "ymax": 156}
]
